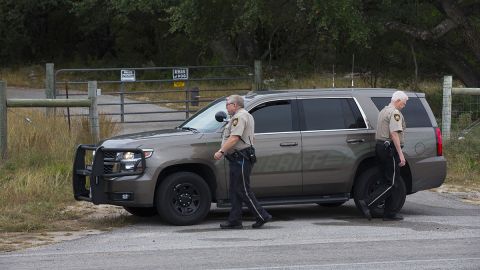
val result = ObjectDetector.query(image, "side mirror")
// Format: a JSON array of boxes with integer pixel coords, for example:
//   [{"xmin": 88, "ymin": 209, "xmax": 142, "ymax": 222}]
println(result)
[{"xmin": 215, "ymin": 111, "xmax": 228, "ymax": 122}]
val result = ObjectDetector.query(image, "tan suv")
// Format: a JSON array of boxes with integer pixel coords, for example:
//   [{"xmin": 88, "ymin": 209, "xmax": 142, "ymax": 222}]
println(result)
[{"xmin": 73, "ymin": 89, "xmax": 446, "ymax": 225}]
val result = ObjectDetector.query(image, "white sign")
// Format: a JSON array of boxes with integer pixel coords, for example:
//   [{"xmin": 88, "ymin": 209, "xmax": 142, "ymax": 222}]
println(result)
[
  {"xmin": 173, "ymin": 68, "xmax": 188, "ymax": 80},
  {"xmin": 121, "ymin": 70, "xmax": 136, "ymax": 82}
]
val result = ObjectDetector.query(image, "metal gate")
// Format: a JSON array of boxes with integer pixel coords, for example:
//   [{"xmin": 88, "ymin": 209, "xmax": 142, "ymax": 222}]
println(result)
[{"xmin": 54, "ymin": 65, "xmax": 253, "ymax": 129}]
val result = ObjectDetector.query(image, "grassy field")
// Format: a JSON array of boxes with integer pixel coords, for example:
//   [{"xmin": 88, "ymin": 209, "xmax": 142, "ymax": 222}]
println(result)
[
  {"xmin": 443, "ymin": 125, "xmax": 480, "ymax": 189},
  {"xmin": 0, "ymin": 67, "xmax": 478, "ymax": 238},
  {"xmin": 0, "ymin": 108, "xmax": 124, "ymax": 234}
]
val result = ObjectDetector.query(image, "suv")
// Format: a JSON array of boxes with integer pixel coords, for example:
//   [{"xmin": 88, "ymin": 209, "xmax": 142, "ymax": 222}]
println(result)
[{"xmin": 73, "ymin": 89, "xmax": 446, "ymax": 225}]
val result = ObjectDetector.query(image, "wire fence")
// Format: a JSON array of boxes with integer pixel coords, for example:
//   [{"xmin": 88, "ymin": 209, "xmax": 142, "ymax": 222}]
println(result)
[
  {"xmin": 442, "ymin": 75, "xmax": 480, "ymax": 140},
  {"xmin": 451, "ymin": 94, "xmax": 480, "ymax": 139}
]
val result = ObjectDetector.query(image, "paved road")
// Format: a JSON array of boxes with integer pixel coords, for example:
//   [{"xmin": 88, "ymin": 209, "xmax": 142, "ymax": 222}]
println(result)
[
  {"xmin": 6, "ymin": 87, "xmax": 184, "ymax": 134},
  {"xmin": 1, "ymin": 191, "xmax": 479, "ymax": 270}
]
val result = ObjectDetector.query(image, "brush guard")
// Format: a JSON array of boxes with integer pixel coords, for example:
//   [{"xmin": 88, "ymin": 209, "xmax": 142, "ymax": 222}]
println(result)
[{"xmin": 72, "ymin": 144, "xmax": 146, "ymax": 204}]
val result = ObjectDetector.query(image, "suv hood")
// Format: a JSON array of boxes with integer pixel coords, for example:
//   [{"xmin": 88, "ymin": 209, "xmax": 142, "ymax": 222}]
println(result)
[{"xmin": 99, "ymin": 128, "xmax": 205, "ymax": 148}]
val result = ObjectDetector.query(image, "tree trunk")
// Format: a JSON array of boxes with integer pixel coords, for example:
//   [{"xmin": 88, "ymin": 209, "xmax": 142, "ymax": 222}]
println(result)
[
  {"xmin": 441, "ymin": 0, "xmax": 480, "ymax": 61},
  {"xmin": 386, "ymin": 0, "xmax": 480, "ymax": 87},
  {"xmin": 409, "ymin": 41, "xmax": 418, "ymax": 89}
]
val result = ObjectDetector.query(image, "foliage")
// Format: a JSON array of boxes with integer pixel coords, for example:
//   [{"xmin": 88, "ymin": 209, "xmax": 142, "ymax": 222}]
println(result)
[{"xmin": 0, "ymin": 0, "xmax": 479, "ymax": 86}]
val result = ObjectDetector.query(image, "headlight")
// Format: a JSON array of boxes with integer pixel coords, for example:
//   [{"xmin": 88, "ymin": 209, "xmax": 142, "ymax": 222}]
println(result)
[{"xmin": 114, "ymin": 149, "xmax": 153, "ymax": 173}]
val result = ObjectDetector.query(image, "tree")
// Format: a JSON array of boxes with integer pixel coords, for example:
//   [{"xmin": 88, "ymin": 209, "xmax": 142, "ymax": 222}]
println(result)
[{"xmin": 380, "ymin": 0, "xmax": 480, "ymax": 86}]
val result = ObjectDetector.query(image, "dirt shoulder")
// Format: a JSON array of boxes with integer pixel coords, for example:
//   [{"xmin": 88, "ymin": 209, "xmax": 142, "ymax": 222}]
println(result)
[
  {"xmin": 1, "ymin": 202, "xmax": 129, "ymax": 252},
  {"xmin": 432, "ymin": 184, "xmax": 480, "ymax": 205}
]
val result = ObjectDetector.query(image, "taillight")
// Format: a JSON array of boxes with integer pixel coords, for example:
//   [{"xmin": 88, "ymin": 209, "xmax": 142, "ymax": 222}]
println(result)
[{"xmin": 435, "ymin": 127, "xmax": 443, "ymax": 156}]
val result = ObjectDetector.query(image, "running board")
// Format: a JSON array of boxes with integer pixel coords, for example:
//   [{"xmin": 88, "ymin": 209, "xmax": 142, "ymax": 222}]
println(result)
[{"xmin": 216, "ymin": 193, "xmax": 350, "ymax": 208}]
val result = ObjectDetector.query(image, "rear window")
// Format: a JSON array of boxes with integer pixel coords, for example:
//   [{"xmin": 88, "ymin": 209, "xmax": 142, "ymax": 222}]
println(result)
[
  {"xmin": 371, "ymin": 97, "xmax": 432, "ymax": 127},
  {"xmin": 301, "ymin": 98, "xmax": 367, "ymax": 130}
]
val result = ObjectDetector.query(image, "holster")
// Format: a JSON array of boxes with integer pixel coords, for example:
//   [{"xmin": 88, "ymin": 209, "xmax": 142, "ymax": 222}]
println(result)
[
  {"xmin": 383, "ymin": 140, "xmax": 393, "ymax": 157},
  {"xmin": 226, "ymin": 147, "xmax": 257, "ymax": 164}
]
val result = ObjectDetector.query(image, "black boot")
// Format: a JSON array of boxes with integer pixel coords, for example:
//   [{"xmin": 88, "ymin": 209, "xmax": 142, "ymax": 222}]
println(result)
[
  {"xmin": 220, "ymin": 221, "xmax": 243, "ymax": 229},
  {"xmin": 252, "ymin": 215, "xmax": 272, "ymax": 229}
]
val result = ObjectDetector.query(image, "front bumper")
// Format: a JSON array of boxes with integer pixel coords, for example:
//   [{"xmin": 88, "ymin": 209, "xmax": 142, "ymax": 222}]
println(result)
[{"xmin": 72, "ymin": 144, "xmax": 147, "ymax": 205}]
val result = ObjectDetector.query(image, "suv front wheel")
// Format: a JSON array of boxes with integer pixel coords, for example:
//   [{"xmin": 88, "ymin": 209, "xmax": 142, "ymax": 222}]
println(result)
[
  {"xmin": 353, "ymin": 167, "xmax": 406, "ymax": 218},
  {"xmin": 156, "ymin": 172, "xmax": 212, "ymax": 225}
]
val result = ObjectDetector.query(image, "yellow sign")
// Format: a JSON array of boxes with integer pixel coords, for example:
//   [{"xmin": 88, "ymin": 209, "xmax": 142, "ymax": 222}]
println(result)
[{"xmin": 174, "ymin": 81, "xmax": 185, "ymax": 88}]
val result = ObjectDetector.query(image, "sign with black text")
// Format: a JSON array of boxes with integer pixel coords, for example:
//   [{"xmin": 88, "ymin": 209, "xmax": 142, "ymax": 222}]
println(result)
[
  {"xmin": 172, "ymin": 68, "xmax": 188, "ymax": 80},
  {"xmin": 120, "ymin": 70, "xmax": 136, "ymax": 82}
]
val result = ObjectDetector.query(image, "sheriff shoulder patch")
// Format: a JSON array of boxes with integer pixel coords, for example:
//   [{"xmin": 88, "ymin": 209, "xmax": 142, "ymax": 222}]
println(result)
[
  {"xmin": 394, "ymin": 114, "xmax": 400, "ymax": 121},
  {"xmin": 232, "ymin": 118, "xmax": 238, "ymax": 126}
]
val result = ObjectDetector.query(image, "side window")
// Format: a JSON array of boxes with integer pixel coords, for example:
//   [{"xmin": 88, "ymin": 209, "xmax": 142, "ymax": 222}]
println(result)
[
  {"xmin": 250, "ymin": 100, "xmax": 293, "ymax": 133},
  {"xmin": 371, "ymin": 97, "xmax": 432, "ymax": 127},
  {"xmin": 301, "ymin": 98, "xmax": 367, "ymax": 131}
]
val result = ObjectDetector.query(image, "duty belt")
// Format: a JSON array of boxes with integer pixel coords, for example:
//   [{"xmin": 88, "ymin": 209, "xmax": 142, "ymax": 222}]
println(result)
[
  {"xmin": 225, "ymin": 148, "xmax": 250, "ymax": 162},
  {"xmin": 376, "ymin": 140, "xmax": 403, "ymax": 148}
]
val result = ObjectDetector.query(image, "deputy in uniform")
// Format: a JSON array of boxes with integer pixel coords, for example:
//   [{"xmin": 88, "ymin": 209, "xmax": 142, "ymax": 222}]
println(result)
[
  {"xmin": 214, "ymin": 94, "xmax": 272, "ymax": 229},
  {"xmin": 358, "ymin": 91, "xmax": 408, "ymax": 221}
]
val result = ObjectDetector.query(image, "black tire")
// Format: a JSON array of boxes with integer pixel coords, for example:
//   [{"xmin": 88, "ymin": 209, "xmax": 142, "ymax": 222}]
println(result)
[
  {"xmin": 156, "ymin": 172, "xmax": 211, "ymax": 225},
  {"xmin": 123, "ymin": 206, "xmax": 158, "ymax": 217},
  {"xmin": 317, "ymin": 202, "xmax": 346, "ymax": 207},
  {"xmin": 353, "ymin": 166, "xmax": 406, "ymax": 218}
]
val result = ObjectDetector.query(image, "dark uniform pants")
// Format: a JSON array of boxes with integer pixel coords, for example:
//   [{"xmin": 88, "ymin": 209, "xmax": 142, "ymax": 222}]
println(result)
[
  {"xmin": 367, "ymin": 141, "xmax": 402, "ymax": 216},
  {"xmin": 227, "ymin": 154, "xmax": 269, "ymax": 223}
]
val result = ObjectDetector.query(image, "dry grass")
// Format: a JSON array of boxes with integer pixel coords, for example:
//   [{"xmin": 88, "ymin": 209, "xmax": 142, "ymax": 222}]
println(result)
[
  {"xmin": 0, "ymin": 108, "xmax": 123, "ymax": 233},
  {"xmin": 0, "ymin": 66, "xmax": 45, "ymax": 88},
  {"xmin": 443, "ymin": 125, "xmax": 480, "ymax": 188}
]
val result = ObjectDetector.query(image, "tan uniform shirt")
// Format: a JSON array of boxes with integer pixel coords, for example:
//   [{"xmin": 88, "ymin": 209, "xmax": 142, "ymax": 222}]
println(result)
[
  {"xmin": 222, "ymin": 108, "xmax": 254, "ymax": 153},
  {"xmin": 375, "ymin": 104, "xmax": 406, "ymax": 144}
]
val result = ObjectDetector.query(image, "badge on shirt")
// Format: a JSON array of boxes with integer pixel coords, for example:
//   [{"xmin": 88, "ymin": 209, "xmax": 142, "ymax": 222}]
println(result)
[
  {"xmin": 394, "ymin": 114, "xmax": 400, "ymax": 121},
  {"xmin": 232, "ymin": 118, "xmax": 238, "ymax": 126}
]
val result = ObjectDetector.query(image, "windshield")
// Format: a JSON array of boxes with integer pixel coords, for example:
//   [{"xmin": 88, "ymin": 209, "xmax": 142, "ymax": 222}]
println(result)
[{"xmin": 179, "ymin": 98, "xmax": 227, "ymax": 132}]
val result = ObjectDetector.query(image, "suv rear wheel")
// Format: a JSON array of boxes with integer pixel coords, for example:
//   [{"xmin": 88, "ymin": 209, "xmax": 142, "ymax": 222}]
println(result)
[
  {"xmin": 353, "ymin": 167, "xmax": 406, "ymax": 218},
  {"xmin": 156, "ymin": 172, "xmax": 211, "ymax": 225}
]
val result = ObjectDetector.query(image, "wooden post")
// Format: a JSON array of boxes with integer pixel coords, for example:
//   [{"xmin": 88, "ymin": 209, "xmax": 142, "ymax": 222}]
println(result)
[
  {"xmin": 88, "ymin": 81, "xmax": 100, "ymax": 143},
  {"xmin": 45, "ymin": 63, "xmax": 55, "ymax": 116},
  {"xmin": 442, "ymin": 76, "xmax": 452, "ymax": 140},
  {"xmin": 0, "ymin": 81, "xmax": 7, "ymax": 159},
  {"xmin": 254, "ymin": 60, "xmax": 263, "ymax": 91}
]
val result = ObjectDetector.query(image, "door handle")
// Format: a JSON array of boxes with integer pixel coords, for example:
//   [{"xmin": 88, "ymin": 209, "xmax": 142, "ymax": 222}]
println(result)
[
  {"xmin": 280, "ymin": 142, "xmax": 298, "ymax": 147},
  {"xmin": 346, "ymin": 139, "xmax": 365, "ymax": 144}
]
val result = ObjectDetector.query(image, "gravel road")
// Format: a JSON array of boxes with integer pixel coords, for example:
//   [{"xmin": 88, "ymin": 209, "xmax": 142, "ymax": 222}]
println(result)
[
  {"xmin": 1, "ymin": 191, "xmax": 479, "ymax": 270},
  {"xmin": 6, "ymin": 87, "xmax": 185, "ymax": 134}
]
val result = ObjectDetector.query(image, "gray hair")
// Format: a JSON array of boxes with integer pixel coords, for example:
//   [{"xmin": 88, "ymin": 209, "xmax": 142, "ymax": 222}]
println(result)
[
  {"xmin": 391, "ymin": 91, "xmax": 409, "ymax": 102},
  {"xmin": 227, "ymin": 94, "xmax": 244, "ymax": 107}
]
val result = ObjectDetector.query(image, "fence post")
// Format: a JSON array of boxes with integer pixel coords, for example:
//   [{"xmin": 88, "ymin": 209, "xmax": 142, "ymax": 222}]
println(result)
[
  {"xmin": 88, "ymin": 81, "xmax": 100, "ymax": 143},
  {"xmin": 442, "ymin": 75, "xmax": 452, "ymax": 140},
  {"xmin": 45, "ymin": 63, "xmax": 55, "ymax": 116},
  {"xmin": 0, "ymin": 81, "xmax": 7, "ymax": 160},
  {"xmin": 120, "ymin": 82, "xmax": 125, "ymax": 123},
  {"xmin": 254, "ymin": 60, "xmax": 263, "ymax": 91}
]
